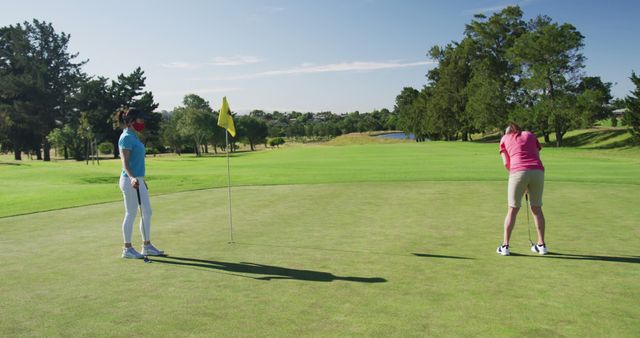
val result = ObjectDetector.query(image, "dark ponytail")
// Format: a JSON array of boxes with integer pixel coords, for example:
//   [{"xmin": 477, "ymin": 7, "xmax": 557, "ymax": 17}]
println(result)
[
  {"xmin": 113, "ymin": 108, "xmax": 142, "ymax": 129},
  {"xmin": 113, "ymin": 109, "xmax": 127, "ymax": 129}
]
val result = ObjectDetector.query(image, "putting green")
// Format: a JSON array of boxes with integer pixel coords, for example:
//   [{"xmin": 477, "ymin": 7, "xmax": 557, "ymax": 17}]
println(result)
[{"xmin": 1, "ymin": 180, "xmax": 638, "ymax": 336}]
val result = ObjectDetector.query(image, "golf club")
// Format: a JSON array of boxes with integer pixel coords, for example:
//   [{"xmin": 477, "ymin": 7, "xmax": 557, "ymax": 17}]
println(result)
[
  {"xmin": 525, "ymin": 192, "xmax": 534, "ymax": 247},
  {"xmin": 136, "ymin": 185, "xmax": 151, "ymax": 263}
]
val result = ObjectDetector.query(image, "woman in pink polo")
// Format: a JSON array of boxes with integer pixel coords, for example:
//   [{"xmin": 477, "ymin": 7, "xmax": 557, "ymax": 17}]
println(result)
[{"xmin": 496, "ymin": 122, "xmax": 547, "ymax": 256}]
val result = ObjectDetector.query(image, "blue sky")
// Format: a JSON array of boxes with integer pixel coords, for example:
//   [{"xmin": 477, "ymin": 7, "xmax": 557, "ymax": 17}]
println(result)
[{"xmin": 1, "ymin": 0, "xmax": 638, "ymax": 114}]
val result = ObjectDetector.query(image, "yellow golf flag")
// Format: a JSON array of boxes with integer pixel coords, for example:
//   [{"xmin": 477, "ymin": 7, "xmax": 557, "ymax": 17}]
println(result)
[{"xmin": 217, "ymin": 96, "xmax": 236, "ymax": 137}]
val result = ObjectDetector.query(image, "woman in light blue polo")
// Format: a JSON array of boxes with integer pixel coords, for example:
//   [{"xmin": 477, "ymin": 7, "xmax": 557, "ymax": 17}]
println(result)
[{"xmin": 116, "ymin": 108, "xmax": 164, "ymax": 259}]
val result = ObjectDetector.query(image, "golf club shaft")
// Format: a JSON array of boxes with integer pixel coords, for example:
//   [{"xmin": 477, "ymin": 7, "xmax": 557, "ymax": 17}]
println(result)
[
  {"xmin": 136, "ymin": 186, "xmax": 147, "ymax": 243},
  {"xmin": 135, "ymin": 185, "xmax": 152, "ymax": 263},
  {"xmin": 525, "ymin": 193, "xmax": 533, "ymax": 245}
]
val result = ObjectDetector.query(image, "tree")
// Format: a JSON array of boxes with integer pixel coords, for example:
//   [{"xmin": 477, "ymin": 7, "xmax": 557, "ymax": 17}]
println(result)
[
  {"xmin": 237, "ymin": 115, "xmax": 268, "ymax": 151},
  {"xmin": 0, "ymin": 20, "xmax": 86, "ymax": 161},
  {"xmin": 465, "ymin": 63, "xmax": 508, "ymax": 133},
  {"xmin": 427, "ymin": 42, "xmax": 473, "ymax": 140},
  {"xmin": 268, "ymin": 137, "xmax": 285, "ymax": 148},
  {"xmin": 71, "ymin": 76, "xmax": 113, "ymax": 157},
  {"xmin": 395, "ymin": 87, "xmax": 424, "ymax": 140},
  {"xmin": 509, "ymin": 15, "xmax": 585, "ymax": 146},
  {"xmin": 624, "ymin": 72, "xmax": 640, "ymax": 143},
  {"xmin": 574, "ymin": 76, "xmax": 612, "ymax": 128},
  {"xmin": 46, "ymin": 125, "xmax": 74, "ymax": 159},
  {"xmin": 107, "ymin": 68, "xmax": 159, "ymax": 158},
  {"xmin": 173, "ymin": 94, "xmax": 215, "ymax": 156},
  {"xmin": 410, "ymin": 87, "xmax": 435, "ymax": 141},
  {"xmin": 28, "ymin": 20, "xmax": 87, "ymax": 161},
  {"xmin": 464, "ymin": 7, "xmax": 526, "ymax": 132},
  {"xmin": 77, "ymin": 111, "xmax": 94, "ymax": 163},
  {"xmin": 0, "ymin": 110, "xmax": 11, "ymax": 150},
  {"xmin": 339, "ymin": 111, "xmax": 361, "ymax": 134},
  {"xmin": 0, "ymin": 23, "xmax": 46, "ymax": 160},
  {"xmin": 160, "ymin": 110, "xmax": 187, "ymax": 154}
]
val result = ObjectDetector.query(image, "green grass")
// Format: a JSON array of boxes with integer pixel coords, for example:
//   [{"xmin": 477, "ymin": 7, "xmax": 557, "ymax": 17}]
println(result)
[
  {"xmin": 2, "ymin": 141, "xmax": 639, "ymax": 217},
  {"xmin": 1, "ymin": 141, "xmax": 640, "ymax": 336}
]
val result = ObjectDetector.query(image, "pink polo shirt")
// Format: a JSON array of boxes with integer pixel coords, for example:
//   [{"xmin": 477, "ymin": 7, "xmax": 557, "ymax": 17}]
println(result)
[{"xmin": 499, "ymin": 131, "xmax": 544, "ymax": 173}]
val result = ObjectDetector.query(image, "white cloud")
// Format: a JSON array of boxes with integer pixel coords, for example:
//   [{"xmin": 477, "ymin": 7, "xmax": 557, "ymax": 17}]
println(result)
[
  {"xmin": 154, "ymin": 87, "xmax": 242, "ymax": 96},
  {"xmin": 199, "ymin": 60, "xmax": 437, "ymax": 81},
  {"xmin": 161, "ymin": 61, "xmax": 200, "ymax": 69},
  {"xmin": 161, "ymin": 56, "xmax": 262, "ymax": 69},
  {"xmin": 464, "ymin": 0, "xmax": 537, "ymax": 15},
  {"xmin": 207, "ymin": 55, "xmax": 262, "ymax": 66}
]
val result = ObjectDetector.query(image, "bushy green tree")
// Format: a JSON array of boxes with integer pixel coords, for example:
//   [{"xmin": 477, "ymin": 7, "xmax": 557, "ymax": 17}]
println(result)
[
  {"xmin": 237, "ymin": 115, "xmax": 268, "ymax": 151},
  {"xmin": 624, "ymin": 72, "xmax": 640, "ymax": 143},
  {"xmin": 509, "ymin": 15, "xmax": 585, "ymax": 146},
  {"xmin": 464, "ymin": 7, "xmax": 526, "ymax": 132},
  {"xmin": 427, "ymin": 42, "xmax": 473, "ymax": 140},
  {"xmin": 159, "ymin": 110, "xmax": 186, "ymax": 154},
  {"xmin": 0, "ymin": 20, "xmax": 85, "ymax": 160},
  {"xmin": 395, "ymin": 87, "xmax": 422, "ymax": 140},
  {"xmin": 46, "ymin": 125, "xmax": 74, "ymax": 159},
  {"xmin": 172, "ymin": 94, "xmax": 215, "ymax": 156},
  {"xmin": 268, "ymin": 137, "xmax": 285, "ymax": 148},
  {"xmin": 575, "ymin": 76, "xmax": 612, "ymax": 128}
]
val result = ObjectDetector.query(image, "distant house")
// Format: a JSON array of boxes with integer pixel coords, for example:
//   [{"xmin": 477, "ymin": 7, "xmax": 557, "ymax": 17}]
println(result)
[{"xmin": 612, "ymin": 108, "xmax": 629, "ymax": 118}]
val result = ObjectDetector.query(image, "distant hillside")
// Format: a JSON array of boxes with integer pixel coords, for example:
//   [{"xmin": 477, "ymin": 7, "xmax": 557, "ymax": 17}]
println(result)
[
  {"xmin": 546, "ymin": 127, "xmax": 635, "ymax": 149},
  {"xmin": 475, "ymin": 127, "xmax": 636, "ymax": 149},
  {"xmin": 323, "ymin": 127, "xmax": 637, "ymax": 148},
  {"xmin": 325, "ymin": 132, "xmax": 413, "ymax": 146}
]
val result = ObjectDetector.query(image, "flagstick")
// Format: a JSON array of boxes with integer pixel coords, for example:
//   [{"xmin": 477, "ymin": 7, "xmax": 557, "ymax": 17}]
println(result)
[{"xmin": 225, "ymin": 131, "xmax": 235, "ymax": 244}]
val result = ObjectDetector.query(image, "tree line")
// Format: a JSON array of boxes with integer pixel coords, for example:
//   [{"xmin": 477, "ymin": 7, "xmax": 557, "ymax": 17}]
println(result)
[
  {"xmin": 159, "ymin": 94, "xmax": 398, "ymax": 155},
  {"xmin": 2, "ymin": 11, "xmax": 639, "ymax": 162},
  {"xmin": 393, "ymin": 6, "xmax": 639, "ymax": 146},
  {"xmin": 0, "ymin": 20, "xmax": 159, "ymax": 160},
  {"xmin": 0, "ymin": 19, "xmax": 402, "ymax": 160}
]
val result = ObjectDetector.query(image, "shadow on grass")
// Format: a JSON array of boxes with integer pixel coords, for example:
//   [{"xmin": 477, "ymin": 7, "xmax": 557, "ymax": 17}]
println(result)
[
  {"xmin": 152, "ymin": 256, "xmax": 387, "ymax": 283},
  {"xmin": 543, "ymin": 252, "xmax": 640, "ymax": 264},
  {"xmin": 509, "ymin": 252, "xmax": 640, "ymax": 264},
  {"xmin": 558, "ymin": 129, "xmax": 626, "ymax": 147},
  {"xmin": 236, "ymin": 243, "xmax": 473, "ymax": 260},
  {"xmin": 412, "ymin": 253, "xmax": 473, "ymax": 260},
  {"xmin": 238, "ymin": 242, "xmax": 411, "ymax": 257},
  {"xmin": 546, "ymin": 129, "xmax": 637, "ymax": 149}
]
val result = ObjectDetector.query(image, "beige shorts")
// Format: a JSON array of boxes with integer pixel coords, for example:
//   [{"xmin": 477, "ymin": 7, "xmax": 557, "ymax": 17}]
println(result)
[{"xmin": 508, "ymin": 170, "xmax": 544, "ymax": 208}]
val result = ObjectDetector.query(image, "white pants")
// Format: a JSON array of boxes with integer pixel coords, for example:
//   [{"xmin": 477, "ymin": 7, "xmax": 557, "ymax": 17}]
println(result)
[{"xmin": 119, "ymin": 176, "xmax": 152, "ymax": 243}]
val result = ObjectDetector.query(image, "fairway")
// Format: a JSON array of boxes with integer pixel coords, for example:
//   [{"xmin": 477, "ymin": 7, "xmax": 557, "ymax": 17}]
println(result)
[{"xmin": 1, "ymin": 143, "xmax": 639, "ymax": 337}]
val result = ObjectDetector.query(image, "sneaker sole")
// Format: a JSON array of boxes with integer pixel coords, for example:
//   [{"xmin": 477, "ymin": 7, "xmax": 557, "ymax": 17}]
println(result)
[
  {"xmin": 496, "ymin": 249, "xmax": 510, "ymax": 256},
  {"xmin": 122, "ymin": 255, "xmax": 144, "ymax": 259},
  {"xmin": 531, "ymin": 247, "xmax": 548, "ymax": 255}
]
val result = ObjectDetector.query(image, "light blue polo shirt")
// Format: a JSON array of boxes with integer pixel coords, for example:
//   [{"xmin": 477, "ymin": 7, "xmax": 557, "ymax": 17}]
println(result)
[{"xmin": 118, "ymin": 129, "xmax": 146, "ymax": 177}]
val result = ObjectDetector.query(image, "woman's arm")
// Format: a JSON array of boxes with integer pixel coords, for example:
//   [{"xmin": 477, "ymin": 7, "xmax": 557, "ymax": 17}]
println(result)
[
  {"xmin": 120, "ymin": 149, "xmax": 139, "ymax": 188},
  {"xmin": 501, "ymin": 152, "xmax": 510, "ymax": 171}
]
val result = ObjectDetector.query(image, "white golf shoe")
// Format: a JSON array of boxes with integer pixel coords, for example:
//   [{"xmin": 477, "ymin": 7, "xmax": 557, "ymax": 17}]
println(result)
[
  {"xmin": 531, "ymin": 243, "xmax": 548, "ymax": 255},
  {"xmin": 122, "ymin": 247, "xmax": 144, "ymax": 259},
  {"xmin": 141, "ymin": 244, "xmax": 165, "ymax": 256},
  {"xmin": 496, "ymin": 244, "xmax": 510, "ymax": 256}
]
